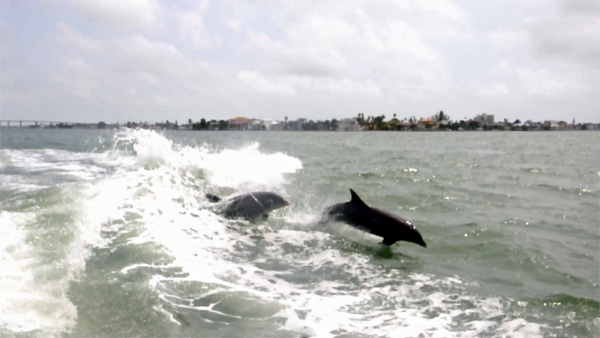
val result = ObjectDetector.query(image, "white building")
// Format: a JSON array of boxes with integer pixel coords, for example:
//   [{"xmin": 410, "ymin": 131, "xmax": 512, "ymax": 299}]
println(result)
[
  {"xmin": 475, "ymin": 113, "xmax": 495, "ymax": 125},
  {"xmin": 269, "ymin": 121, "xmax": 286, "ymax": 131},
  {"xmin": 339, "ymin": 118, "xmax": 360, "ymax": 131}
]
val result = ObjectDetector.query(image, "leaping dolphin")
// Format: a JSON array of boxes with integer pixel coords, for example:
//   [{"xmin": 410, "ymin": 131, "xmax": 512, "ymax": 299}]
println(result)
[
  {"xmin": 324, "ymin": 189, "xmax": 427, "ymax": 247},
  {"xmin": 206, "ymin": 191, "xmax": 290, "ymax": 221}
]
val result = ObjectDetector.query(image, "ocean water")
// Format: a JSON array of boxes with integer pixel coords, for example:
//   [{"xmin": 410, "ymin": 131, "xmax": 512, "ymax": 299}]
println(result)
[{"xmin": 0, "ymin": 128, "xmax": 598, "ymax": 338}]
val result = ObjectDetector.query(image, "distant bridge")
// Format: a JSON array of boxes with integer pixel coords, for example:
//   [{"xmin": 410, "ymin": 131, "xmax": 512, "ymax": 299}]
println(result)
[{"xmin": 0, "ymin": 120, "xmax": 97, "ymax": 128}]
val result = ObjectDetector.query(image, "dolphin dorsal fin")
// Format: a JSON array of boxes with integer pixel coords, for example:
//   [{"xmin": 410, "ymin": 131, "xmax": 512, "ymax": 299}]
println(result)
[{"xmin": 349, "ymin": 189, "xmax": 369, "ymax": 208}]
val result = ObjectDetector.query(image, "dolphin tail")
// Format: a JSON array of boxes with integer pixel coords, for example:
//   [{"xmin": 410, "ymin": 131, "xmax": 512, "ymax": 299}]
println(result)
[{"xmin": 206, "ymin": 193, "xmax": 222, "ymax": 203}]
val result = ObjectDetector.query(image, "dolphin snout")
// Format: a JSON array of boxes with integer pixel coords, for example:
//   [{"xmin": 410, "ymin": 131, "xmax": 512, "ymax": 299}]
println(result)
[{"xmin": 413, "ymin": 231, "xmax": 427, "ymax": 248}]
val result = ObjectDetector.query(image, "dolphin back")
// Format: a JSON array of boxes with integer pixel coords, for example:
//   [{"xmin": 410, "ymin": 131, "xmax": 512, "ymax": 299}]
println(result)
[{"xmin": 210, "ymin": 191, "xmax": 289, "ymax": 221}]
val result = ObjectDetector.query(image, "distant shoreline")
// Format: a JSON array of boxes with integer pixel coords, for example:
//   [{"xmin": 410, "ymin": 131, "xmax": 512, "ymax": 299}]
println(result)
[
  {"xmin": 1, "ymin": 126, "xmax": 599, "ymax": 132},
  {"xmin": 1, "ymin": 116, "xmax": 599, "ymax": 132}
]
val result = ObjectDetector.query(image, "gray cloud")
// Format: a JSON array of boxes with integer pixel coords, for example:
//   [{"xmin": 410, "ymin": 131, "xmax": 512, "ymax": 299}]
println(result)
[
  {"xmin": 528, "ymin": 16, "xmax": 600, "ymax": 71},
  {"xmin": 559, "ymin": 0, "xmax": 600, "ymax": 17},
  {"xmin": 1, "ymin": 0, "xmax": 598, "ymax": 123}
]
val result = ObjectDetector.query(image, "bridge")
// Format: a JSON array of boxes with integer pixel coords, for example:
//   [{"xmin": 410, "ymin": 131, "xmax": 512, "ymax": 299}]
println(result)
[{"xmin": 0, "ymin": 120, "xmax": 98, "ymax": 128}]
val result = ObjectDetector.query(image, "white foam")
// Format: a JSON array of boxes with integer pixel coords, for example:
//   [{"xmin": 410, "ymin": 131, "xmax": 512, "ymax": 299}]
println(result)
[
  {"xmin": 215, "ymin": 223, "xmax": 548, "ymax": 338},
  {"xmin": 0, "ymin": 150, "xmax": 136, "ymax": 336},
  {"xmin": 201, "ymin": 142, "xmax": 303, "ymax": 191},
  {"xmin": 0, "ymin": 149, "xmax": 118, "ymax": 193},
  {"xmin": 500, "ymin": 319, "xmax": 544, "ymax": 338},
  {"xmin": 112, "ymin": 129, "xmax": 180, "ymax": 169},
  {"xmin": 0, "ymin": 211, "xmax": 78, "ymax": 335},
  {"xmin": 108, "ymin": 129, "xmax": 302, "ymax": 191},
  {"xmin": 4, "ymin": 129, "xmax": 301, "ymax": 335}
]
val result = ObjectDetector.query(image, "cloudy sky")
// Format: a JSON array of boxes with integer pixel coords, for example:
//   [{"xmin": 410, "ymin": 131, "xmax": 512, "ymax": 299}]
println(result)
[{"xmin": 1, "ymin": 0, "xmax": 599, "ymax": 124}]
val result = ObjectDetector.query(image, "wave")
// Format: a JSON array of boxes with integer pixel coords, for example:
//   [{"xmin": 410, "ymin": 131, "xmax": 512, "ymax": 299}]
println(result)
[
  {"xmin": 0, "ymin": 128, "xmax": 303, "ymax": 336},
  {"xmin": 2, "ymin": 129, "xmax": 593, "ymax": 337},
  {"xmin": 0, "ymin": 184, "xmax": 106, "ymax": 336}
]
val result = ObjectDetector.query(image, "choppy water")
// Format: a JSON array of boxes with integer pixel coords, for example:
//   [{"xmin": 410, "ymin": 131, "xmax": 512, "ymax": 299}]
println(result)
[{"xmin": 0, "ymin": 128, "xmax": 598, "ymax": 338}]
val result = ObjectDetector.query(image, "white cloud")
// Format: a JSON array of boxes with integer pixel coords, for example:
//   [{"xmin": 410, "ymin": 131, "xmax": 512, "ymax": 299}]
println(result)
[
  {"xmin": 246, "ymin": 29, "xmax": 347, "ymax": 78},
  {"xmin": 243, "ymin": 1, "xmax": 452, "ymax": 99},
  {"xmin": 0, "ymin": 72, "xmax": 37, "ymax": 106},
  {"xmin": 55, "ymin": 23, "xmax": 102, "ymax": 53},
  {"xmin": 316, "ymin": 78, "xmax": 381, "ymax": 96},
  {"xmin": 116, "ymin": 34, "xmax": 205, "ymax": 78},
  {"xmin": 515, "ymin": 67, "xmax": 585, "ymax": 99},
  {"xmin": 153, "ymin": 95, "xmax": 172, "ymax": 105},
  {"xmin": 237, "ymin": 71, "xmax": 296, "ymax": 96},
  {"xmin": 491, "ymin": 60, "xmax": 513, "ymax": 76},
  {"xmin": 488, "ymin": 28, "xmax": 528, "ymax": 55},
  {"xmin": 227, "ymin": 19, "xmax": 242, "ymax": 32},
  {"xmin": 527, "ymin": 16, "xmax": 600, "ymax": 71},
  {"xmin": 469, "ymin": 81, "xmax": 511, "ymax": 97},
  {"xmin": 52, "ymin": 57, "xmax": 99, "ymax": 99},
  {"xmin": 477, "ymin": 0, "xmax": 600, "ymax": 120},
  {"xmin": 280, "ymin": 75, "xmax": 381, "ymax": 96},
  {"xmin": 136, "ymin": 71, "xmax": 161, "ymax": 86},
  {"xmin": 65, "ymin": 57, "xmax": 93, "ymax": 75},
  {"xmin": 63, "ymin": 0, "xmax": 161, "ymax": 30},
  {"xmin": 175, "ymin": 0, "xmax": 216, "ymax": 49},
  {"xmin": 1, "ymin": 0, "xmax": 598, "ymax": 123}
]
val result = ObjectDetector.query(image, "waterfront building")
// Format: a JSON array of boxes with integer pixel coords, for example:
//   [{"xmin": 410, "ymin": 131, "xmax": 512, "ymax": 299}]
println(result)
[
  {"xmin": 229, "ymin": 117, "xmax": 251, "ymax": 130},
  {"xmin": 339, "ymin": 118, "xmax": 360, "ymax": 131}
]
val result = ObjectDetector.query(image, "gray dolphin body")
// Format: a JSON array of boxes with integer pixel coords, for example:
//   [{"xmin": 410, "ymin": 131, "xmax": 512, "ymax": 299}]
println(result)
[
  {"xmin": 325, "ymin": 189, "xmax": 427, "ymax": 247},
  {"xmin": 206, "ymin": 192, "xmax": 289, "ymax": 221}
]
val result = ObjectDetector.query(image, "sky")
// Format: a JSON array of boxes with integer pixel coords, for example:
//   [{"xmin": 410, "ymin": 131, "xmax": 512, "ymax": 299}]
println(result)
[{"xmin": 1, "ymin": 0, "xmax": 599, "ymax": 124}]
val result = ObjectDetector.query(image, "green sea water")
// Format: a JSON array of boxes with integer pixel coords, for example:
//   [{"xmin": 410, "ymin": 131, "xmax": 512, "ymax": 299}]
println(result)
[{"xmin": 1, "ymin": 128, "xmax": 598, "ymax": 337}]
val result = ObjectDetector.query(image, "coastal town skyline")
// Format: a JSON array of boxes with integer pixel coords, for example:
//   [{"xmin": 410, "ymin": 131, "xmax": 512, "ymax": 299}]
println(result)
[
  {"xmin": 2, "ymin": 112, "xmax": 598, "ymax": 131},
  {"xmin": 2, "ymin": 1, "xmax": 599, "ymax": 124}
]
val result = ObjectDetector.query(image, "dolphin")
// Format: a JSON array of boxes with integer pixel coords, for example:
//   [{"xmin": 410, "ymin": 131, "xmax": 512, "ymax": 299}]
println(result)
[
  {"xmin": 324, "ymin": 189, "xmax": 427, "ymax": 247},
  {"xmin": 206, "ymin": 191, "xmax": 290, "ymax": 221}
]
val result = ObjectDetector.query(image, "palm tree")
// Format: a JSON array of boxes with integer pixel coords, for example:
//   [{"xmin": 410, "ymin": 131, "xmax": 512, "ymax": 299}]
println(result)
[{"xmin": 436, "ymin": 111, "xmax": 450, "ymax": 122}]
